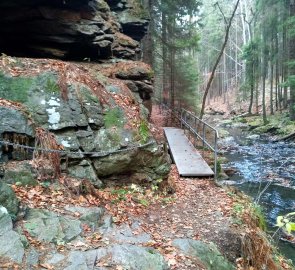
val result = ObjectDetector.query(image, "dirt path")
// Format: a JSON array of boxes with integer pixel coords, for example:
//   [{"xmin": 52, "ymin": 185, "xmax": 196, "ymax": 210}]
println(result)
[
  {"xmin": 134, "ymin": 105, "xmax": 241, "ymax": 268},
  {"xmin": 139, "ymin": 165, "xmax": 240, "ymax": 269}
]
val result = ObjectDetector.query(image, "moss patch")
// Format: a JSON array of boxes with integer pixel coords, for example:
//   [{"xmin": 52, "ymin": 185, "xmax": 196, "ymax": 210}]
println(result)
[
  {"xmin": 0, "ymin": 72, "xmax": 33, "ymax": 103},
  {"xmin": 104, "ymin": 107, "xmax": 125, "ymax": 128},
  {"xmin": 0, "ymin": 72, "xmax": 60, "ymax": 103}
]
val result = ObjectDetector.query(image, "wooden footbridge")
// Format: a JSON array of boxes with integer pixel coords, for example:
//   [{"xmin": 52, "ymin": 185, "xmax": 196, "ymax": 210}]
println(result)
[{"xmin": 162, "ymin": 107, "xmax": 218, "ymax": 179}]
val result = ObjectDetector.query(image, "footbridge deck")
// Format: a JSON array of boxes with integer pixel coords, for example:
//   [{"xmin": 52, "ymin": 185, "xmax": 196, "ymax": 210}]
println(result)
[{"xmin": 164, "ymin": 127, "xmax": 214, "ymax": 177}]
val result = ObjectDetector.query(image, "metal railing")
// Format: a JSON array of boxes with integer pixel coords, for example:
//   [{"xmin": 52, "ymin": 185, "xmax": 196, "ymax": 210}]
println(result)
[
  {"xmin": 160, "ymin": 103, "xmax": 219, "ymax": 180},
  {"xmin": 180, "ymin": 109, "xmax": 219, "ymax": 180}
]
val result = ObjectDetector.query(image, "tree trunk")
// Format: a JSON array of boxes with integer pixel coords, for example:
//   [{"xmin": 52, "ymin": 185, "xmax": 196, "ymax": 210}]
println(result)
[
  {"xmin": 290, "ymin": 0, "xmax": 295, "ymax": 120},
  {"xmin": 162, "ymin": 11, "xmax": 168, "ymax": 104},
  {"xmin": 262, "ymin": 45, "xmax": 268, "ymax": 124},
  {"xmin": 141, "ymin": 0, "xmax": 153, "ymax": 65},
  {"xmin": 199, "ymin": 0, "xmax": 241, "ymax": 119}
]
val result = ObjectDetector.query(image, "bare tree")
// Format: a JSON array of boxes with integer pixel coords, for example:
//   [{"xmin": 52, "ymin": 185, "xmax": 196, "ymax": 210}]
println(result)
[{"xmin": 199, "ymin": 0, "xmax": 241, "ymax": 119}]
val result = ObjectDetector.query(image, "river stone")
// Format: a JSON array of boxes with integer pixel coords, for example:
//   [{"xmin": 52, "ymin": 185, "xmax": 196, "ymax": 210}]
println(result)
[
  {"xmin": 115, "ymin": 64, "xmax": 151, "ymax": 80},
  {"xmin": 23, "ymin": 73, "xmax": 89, "ymax": 130},
  {"xmin": 46, "ymin": 244, "xmax": 167, "ymax": 270},
  {"xmin": 65, "ymin": 206, "xmax": 104, "ymax": 227},
  {"xmin": 0, "ymin": 182, "xmax": 19, "ymax": 216},
  {"xmin": 3, "ymin": 162, "xmax": 37, "ymax": 186},
  {"xmin": 173, "ymin": 239, "xmax": 235, "ymax": 270},
  {"xmin": 55, "ymin": 131, "xmax": 81, "ymax": 151},
  {"xmin": 0, "ymin": 211, "xmax": 24, "ymax": 263},
  {"xmin": 24, "ymin": 209, "xmax": 82, "ymax": 243}
]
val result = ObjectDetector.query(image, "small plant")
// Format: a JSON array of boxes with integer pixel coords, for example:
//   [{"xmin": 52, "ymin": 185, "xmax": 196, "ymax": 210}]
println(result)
[
  {"xmin": 45, "ymin": 78, "xmax": 60, "ymax": 93},
  {"xmin": 111, "ymin": 188, "xmax": 128, "ymax": 202},
  {"xmin": 139, "ymin": 199, "xmax": 149, "ymax": 207},
  {"xmin": 138, "ymin": 120, "xmax": 149, "ymax": 143},
  {"xmin": 151, "ymin": 178, "xmax": 162, "ymax": 192},
  {"xmin": 104, "ymin": 107, "xmax": 125, "ymax": 128},
  {"xmin": 162, "ymin": 197, "xmax": 176, "ymax": 204},
  {"xmin": 251, "ymin": 203, "xmax": 267, "ymax": 231},
  {"xmin": 233, "ymin": 203, "xmax": 244, "ymax": 214}
]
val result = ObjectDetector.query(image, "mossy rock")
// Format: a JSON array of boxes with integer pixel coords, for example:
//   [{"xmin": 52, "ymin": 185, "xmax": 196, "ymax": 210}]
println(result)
[
  {"xmin": 0, "ymin": 72, "xmax": 59, "ymax": 104},
  {"xmin": 104, "ymin": 107, "xmax": 125, "ymax": 128},
  {"xmin": 3, "ymin": 163, "xmax": 37, "ymax": 186},
  {"xmin": 218, "ymin": 128, "xmax": 230, "ymax": 138},
  {"xmin": 173, "ymin": 239, "xmax": 235, "ymax": 270},
  {"xmin": 253, "ymin": 124, "xmax": 278, "ymax": 134}
]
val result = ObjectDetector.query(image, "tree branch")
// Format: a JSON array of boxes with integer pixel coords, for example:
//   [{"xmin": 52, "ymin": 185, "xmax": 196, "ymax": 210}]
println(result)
[{"xmin": 199, "ymin": 0, "xmax": 241, "ymax": 119}]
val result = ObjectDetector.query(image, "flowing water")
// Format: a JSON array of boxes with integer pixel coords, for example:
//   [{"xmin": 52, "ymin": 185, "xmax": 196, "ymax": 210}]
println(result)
[{"xmin": 220, "ymin": 129, "xmax": 295, "ymax": 263}]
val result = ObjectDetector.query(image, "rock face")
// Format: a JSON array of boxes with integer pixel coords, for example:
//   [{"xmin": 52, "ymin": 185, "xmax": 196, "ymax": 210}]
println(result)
[
  {"xmin": 0, "ymin": 58, "xmax": 170, "ymax": 184},
  {"xmin": 0, "ymin": 0, "xmax": 148, "ymax": 60}
]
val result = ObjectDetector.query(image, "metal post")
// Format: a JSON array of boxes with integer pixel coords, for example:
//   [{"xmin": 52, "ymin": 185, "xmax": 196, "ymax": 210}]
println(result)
[
  {"xmin": 181, "ymin": 109, "xmax": 183, "ymax": 130},
  {"xmin": 214, "ymin": 131, "xmax": 218, "ymax": 181},
  {"xmin": 202, "ymin": 123, "xmax": 205, "ymax": 149},
  {"xmin": 194, "ymin": 117, "xmax": 197, "ymax": 147}
]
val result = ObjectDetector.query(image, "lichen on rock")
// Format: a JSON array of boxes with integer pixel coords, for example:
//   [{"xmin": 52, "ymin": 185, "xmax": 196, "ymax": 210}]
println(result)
[{"xmin": 0, "ymin": 56, "xmax": 170, "ymax": 184}]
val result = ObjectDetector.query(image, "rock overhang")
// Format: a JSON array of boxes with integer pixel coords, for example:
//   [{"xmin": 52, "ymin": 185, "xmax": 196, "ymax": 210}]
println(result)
[{"xmin": 0, "ymin": 0, "xmax": 148, "ymax": 60}]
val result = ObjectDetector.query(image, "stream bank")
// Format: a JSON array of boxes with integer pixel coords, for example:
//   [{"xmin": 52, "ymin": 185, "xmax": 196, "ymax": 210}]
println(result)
[{"xmin": 215, "ymin": 115, "xmax": 295, "ymax": 265}]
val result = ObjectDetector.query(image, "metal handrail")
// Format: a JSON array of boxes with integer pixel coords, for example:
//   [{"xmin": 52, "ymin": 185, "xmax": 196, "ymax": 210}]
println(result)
[
  {"xmin": 159, "ymin": 103, "xmax": 219, "ymax": 179},
  {"xmin": 180, "ymin": 109, "xmax": 219, "ymax": 180}
]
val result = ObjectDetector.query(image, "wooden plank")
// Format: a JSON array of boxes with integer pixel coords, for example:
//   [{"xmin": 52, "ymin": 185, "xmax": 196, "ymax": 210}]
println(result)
[{"xmin": 163, "ymin": 127, "xmax": 214, "ymax": 177}]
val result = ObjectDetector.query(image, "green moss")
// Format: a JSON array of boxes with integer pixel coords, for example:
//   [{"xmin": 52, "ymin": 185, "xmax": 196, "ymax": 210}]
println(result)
[
  {"xmin": 108, "ymin": 129, "xmax": 121, "ymax": 144},
  {"xmin": 247, "ymin": 117, "xmax": 263, "ymax": 128},
  {"xmin": 138, "ymin": 120, "xmax": 149, "ymax": 143},
  {"xmin": 147, "ymin": 70, "xmax": 154, "ymax": 80},
  {"xmin": 251, "ymin": 203, "xmax": 267, "ymax": 231},
  {"xmin": 80, "ymin": 87, "xmax": 99, "ymax": 103},
  {"xmin": 0, "ymin": 72, "xmax": 33, "ymax": 103},
  {"xmin": 4, "ymin": 170, "xmax": 38, "ymax": 186},
  {"xmin": 104, "ymin": 107, "xmax": 125, "ymax": 128},
  {"xmin": 246, "ymin": 113, "xmax": 295, "ymax": 136},
  {"xmin": 0, "ymin": 71, "xmax": 62, "ymax": 104},
  {"xmin": 45, "ymin": 78, "xmax": 59, "ymax": 93},
  {"xmin": 129, "ymin": 0, "xmax": 149, "ymax": 18}
]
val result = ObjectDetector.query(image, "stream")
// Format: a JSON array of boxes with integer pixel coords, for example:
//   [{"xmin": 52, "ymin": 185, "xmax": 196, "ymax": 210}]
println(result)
[{"xmin": 219, "ymin": 127, "xmax": 295, "ymax": 263}]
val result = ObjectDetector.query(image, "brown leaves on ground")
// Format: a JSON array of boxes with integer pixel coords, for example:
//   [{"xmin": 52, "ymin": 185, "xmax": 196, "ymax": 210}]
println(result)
[
  {"xmin": 11, "ymin": 179, "xmax": 101, "ymax": 213},
  {"xmin": 137, "ymin": 165, "xmax": 235, "ymax": 270}
]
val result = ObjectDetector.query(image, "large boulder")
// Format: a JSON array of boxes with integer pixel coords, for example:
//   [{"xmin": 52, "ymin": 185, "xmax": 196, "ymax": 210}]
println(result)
[{"xmin": 0, "ymin": 58, "xmax": 170, "ymax": 184}]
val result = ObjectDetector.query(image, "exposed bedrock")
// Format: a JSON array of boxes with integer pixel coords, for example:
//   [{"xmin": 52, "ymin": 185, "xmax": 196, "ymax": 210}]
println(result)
[{"xmin": 0, "ymin": 0, "xmax": 148, "ymax": 60}]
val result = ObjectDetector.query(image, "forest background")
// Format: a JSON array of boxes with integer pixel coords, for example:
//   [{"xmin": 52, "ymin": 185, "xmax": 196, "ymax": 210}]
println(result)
[{"xmin": 140, "ymin": 0, "xmax": 295, "ymax": 123}]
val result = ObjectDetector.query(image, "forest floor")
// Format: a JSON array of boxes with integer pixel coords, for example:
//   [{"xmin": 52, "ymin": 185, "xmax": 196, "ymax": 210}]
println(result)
[{"xmin": 144, "ymin": 105, "xmax": 240, "ymax": 268}]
